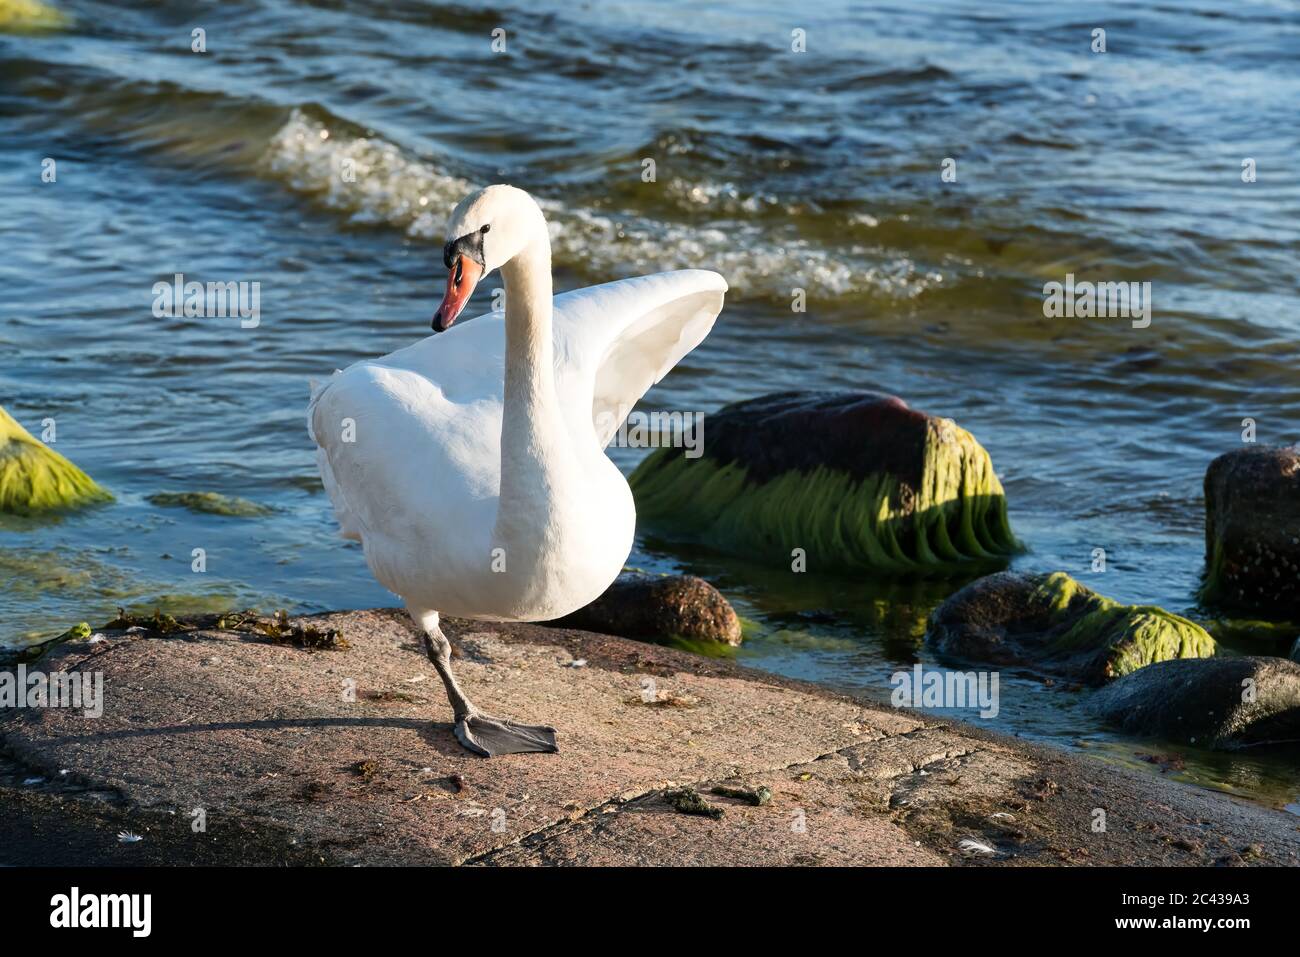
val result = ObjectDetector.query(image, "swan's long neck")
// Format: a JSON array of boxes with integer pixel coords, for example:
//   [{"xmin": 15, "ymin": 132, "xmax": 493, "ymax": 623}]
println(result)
[
  {"xmin": 500, "ymin": 236, "xmax": 555, "ymax": 421},
  {"xmin": 495, "ymin": 232, "xmax": 567, "ymax": 545}
]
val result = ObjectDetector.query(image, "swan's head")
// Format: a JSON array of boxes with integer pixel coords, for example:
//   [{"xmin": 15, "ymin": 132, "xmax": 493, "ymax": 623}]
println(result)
[{"xmin": 433, "ymin": 184, "xmax": 547, "ymax": 332}]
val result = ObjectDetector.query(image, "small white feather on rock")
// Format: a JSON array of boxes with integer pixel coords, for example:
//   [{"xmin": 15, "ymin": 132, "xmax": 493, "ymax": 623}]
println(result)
[{"xmin": 958, "ymin": 837, "xmax": 996, "ymax": 856}]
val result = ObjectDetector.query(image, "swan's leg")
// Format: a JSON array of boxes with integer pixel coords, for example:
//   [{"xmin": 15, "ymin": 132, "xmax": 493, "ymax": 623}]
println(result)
[{"xmin": 410, "ymin": 608, "xmax": 558, "ymax": 757}]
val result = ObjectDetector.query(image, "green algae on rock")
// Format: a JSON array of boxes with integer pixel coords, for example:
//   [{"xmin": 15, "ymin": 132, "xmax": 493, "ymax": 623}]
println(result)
[
  {"xmin": 0, "ymin": 621, "xmax": 90, "ymax": 666},
  {"xmin": 1201, "ymin": 445, "xmax": 1300, "ymax": 618},
  {"xmin": 628, "ymin": 392, "xmax": 1019, "ymax": 574},
  {"xmin": 0, "ymin": 0, "xmax": 69, "ymax": 32},
  {"xmin": 927, "ymin": 571, "xmax": 1215, "ymax": 685},
  {"xmin": 0, "ymin": 407, "xmax": 111, "ymax": 514},
  {"xmin": 147, "ymin": 490, "xmax": 273, "ymax": 517},
  {"xmin": 1201, "ymin": 617, "xmax": 1300, "ymax": 656}
]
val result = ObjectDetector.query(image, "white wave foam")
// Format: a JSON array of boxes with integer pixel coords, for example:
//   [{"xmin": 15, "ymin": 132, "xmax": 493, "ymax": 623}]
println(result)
[{"xmin": 262, "ymin": 109, "xmax": 933, "ymax": 302}]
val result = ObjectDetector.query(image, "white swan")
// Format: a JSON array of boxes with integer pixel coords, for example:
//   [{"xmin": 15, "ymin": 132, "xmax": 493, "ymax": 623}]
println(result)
[{"xmin": 309, "ymin": 185, "xmax": 726, "ymax": 756}]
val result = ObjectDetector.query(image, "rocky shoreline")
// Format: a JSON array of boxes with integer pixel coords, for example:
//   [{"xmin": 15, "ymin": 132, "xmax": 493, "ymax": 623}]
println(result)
[
  {"xmin": 3, "ymin": 609, "xmax": 1297, "ymax": 867},
  {"xmin": 4, "ymin": 390, "xmax": 1298, "ymax": 865}
]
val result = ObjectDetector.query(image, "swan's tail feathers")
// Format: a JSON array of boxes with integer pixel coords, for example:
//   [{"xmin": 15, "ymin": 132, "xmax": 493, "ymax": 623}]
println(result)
[
  {"xmin": 0, "ymin": 405, "xmax": 112, "ymax": 514},
  {"xmin": 316, "ymin": 446, "xmax": 363, "ymax": 542},
  {"xmin": 306, "ymin": 370, "xmax": 363, "ymax": 541},
  {"xmin": 305, "ymin": 370, "xmax": 342, "ymax": 445}
]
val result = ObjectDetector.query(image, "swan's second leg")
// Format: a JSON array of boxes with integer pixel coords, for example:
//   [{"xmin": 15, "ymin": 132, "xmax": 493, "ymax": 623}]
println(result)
[{"xmin": 410, "ymin": 608, "xmax": 558, "ymax": 757}]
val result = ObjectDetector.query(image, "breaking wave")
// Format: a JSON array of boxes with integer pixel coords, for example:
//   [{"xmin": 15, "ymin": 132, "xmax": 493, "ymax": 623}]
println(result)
[{"xmin": 263, "ymin": 109, "xmax": 938, "ymax": 303}]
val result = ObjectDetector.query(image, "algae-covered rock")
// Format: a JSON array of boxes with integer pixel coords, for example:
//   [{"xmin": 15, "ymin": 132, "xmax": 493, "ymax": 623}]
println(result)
[
  {"xmin": 1201, "ymin": 445, "xmax": 1300, "ymax": 617},
  {"xmin": 628, "ymin": 391, "xmax": 1019, "ymax": 574},
  {"xmin": 148, "ymin": 491, "xmax": 272, "ymax": 517},
  {"xmin": 1088, "ymin": 656, "xmax": 1300, "ymax": 749},
  {"xmin": 1201, "ymin": 617, "xmax": 1300, "ymax": 656},
  {"xmin": 927, "ymin": 571, "xmax": 1215, "ymax": 684},
  {"xmin": 0, "ymin": 0, "xmax": 69, "ymax": 32},
  {"xmin": 548, "ymin": 571, "xmax": 741, "ymax": 647},
  {"xmin": 0, "ymin": 406, "xmax": 112, "ymax": 514}
]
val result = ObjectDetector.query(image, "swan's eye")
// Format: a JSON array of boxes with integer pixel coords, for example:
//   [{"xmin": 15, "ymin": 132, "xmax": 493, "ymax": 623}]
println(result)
[{"xmin": 443, "ymin": 229, "xmax": 487, "ymax": 272}]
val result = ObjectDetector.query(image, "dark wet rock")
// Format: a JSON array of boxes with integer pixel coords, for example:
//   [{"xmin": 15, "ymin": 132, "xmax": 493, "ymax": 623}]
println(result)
[
  {"xmin": 548, "ymin": 571, "xmax": 742, "ymax": 647},
  {"xmin": 1202, "ymin": 445, "xmax": 1300, "ymax": 616},
  {"xmin": 927, "ymin": 571, "xmax": 1215, "ymax": 685},
  {"xmin": 1088, "ymin": 656, "xmax": 1300, "ymax": 749},
  {"xmin": 629, "ymin": 391, "xmax": 1019, "ymax": 573}
]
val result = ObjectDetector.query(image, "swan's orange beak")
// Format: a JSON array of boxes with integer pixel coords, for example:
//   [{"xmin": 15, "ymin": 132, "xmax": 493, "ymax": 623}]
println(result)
[{"xmin": 433, "ymin": 255, "xmax": 483, "ymax": 332}]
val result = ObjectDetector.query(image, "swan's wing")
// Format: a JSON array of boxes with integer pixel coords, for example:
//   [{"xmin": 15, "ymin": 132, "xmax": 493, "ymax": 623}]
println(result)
[
  {"xmin": 552, "ymin": 269, "xmax": 727, "ymax": 447},
  {"xmin": 306, "ymin": 268, "xmax": 722, "ymax": 547}
]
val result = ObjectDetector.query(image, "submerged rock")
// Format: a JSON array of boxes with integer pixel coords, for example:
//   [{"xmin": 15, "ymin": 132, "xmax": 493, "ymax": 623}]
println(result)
[
  {"xmin": 0, "ymin": 406, "xmax": 112, "ymax": 514},
  {"xmin": 1201, "ymin": 446, "xmax": 1300, "ymax": 617},
  {"xmin": 628, "ymin": 391, "xmax": 1019, "ymax": 574},
  {"xmin": 548, "ymin": 571, "xmax": 741, "ymax": 647},
  {"xmin": 147, "ymin": 491, "xmax": 272, "ymax": 517},
  {"xmin": 1201, "ymin": 617, "xmax": 1300, "ymax": 656},
  {"xmin": 927, "ymin": 571, "xmax": 1215, "ymax": 684},
  {"xmin": 1088, "ymin": 656, "xmax": 1300, "ymax": 749}
]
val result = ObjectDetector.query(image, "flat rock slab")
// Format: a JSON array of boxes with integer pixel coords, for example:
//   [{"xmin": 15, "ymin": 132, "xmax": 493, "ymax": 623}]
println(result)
[{"xmin": 2, "ymin": 609, "xmax": 1298, "ymax": 866}]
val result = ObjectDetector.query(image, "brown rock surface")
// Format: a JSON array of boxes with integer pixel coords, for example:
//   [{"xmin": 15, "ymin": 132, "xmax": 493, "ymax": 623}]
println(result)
[
  {"xmin": 547, "ymin": 571, "xmax": 742, "ymax": 647},
  {"xmin": 2, "ymin": 609, "xmax": 1298, "ymax": 866}
]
